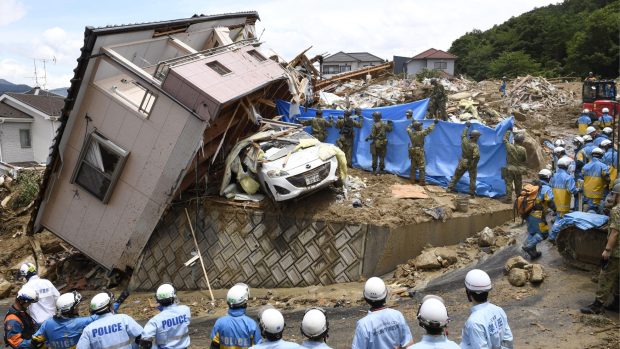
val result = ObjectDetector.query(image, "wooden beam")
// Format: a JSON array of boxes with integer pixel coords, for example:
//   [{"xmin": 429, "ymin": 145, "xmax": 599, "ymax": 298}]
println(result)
[{"xmin": 314, "ymin": 61, "xmax": 393, "ymax": 90}]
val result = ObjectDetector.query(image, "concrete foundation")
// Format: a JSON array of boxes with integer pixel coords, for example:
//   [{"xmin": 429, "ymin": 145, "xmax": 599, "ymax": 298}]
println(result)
[{"xmin": 129, "ymin": 202, "xmax": 512, "ymax": 290}]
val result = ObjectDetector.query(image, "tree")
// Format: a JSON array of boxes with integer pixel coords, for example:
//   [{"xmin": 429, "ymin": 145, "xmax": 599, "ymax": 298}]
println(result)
[{"xmin": 489, "ymin": 51, "xmax": 541, "ymax": 78}]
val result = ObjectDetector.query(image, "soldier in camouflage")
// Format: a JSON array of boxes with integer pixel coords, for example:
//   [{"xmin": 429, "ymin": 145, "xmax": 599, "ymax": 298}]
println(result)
[
  {"xmin": 447, "ymin": 122, "xmax": 481, "ymax": 197},
  {"xmin": 427, "ymin": 79, "xmax": 447, "ymax": 120},
  {"xmin": 300, "ymin": 109, "xmax": 333, "ymax": 142},
  {"xmin": 581, "ymin": 182, "xmax": 620, "ymax": 314},
  {"xmin": 502, "ymin": 129, "xmax": 527, "ymax": 203},
  {"xmin": 365, "ymin": 111, "xmax": 393, "ymax": 175},
  {"xmin": 336, "ymin": 109, "xmax": 363, "ymax": 167},
  {"xmin": 407, "ymin": 119, "xmax": 439, "ymax": 185}
]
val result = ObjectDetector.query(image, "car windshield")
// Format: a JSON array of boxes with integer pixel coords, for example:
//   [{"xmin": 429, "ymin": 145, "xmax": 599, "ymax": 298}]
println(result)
[{"xmin": 260, "ymin": 130, "xmax": 315, "ymax": 161}]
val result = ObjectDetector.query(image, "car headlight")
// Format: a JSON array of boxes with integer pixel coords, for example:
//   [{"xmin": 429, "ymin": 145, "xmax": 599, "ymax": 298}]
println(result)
[{"xmin": 266, "ymin": 169, "xmax": 290, "ymax": 178}]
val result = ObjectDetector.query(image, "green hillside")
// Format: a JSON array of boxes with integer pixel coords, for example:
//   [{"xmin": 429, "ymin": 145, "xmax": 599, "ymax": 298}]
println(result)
[{"xmin": 448, "ymin": 0, "xmax": 619, "ymax": 80}]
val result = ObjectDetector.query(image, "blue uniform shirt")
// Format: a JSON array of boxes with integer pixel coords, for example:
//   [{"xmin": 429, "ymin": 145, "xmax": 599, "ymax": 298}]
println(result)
[
  {"xmin": 300, "ymin": 341, "xmax": 333, "ymax": 349},
  {"xmin": 249, "ymin": 339, "xmax": 302, "ymax": 349},
  {"xmin": 603, "ymin": 148, "xmax": 618, "ymax": 168},
  {"xmin": 583, "ymin": 143, "xmax": 596, "ymax": 162},
  {"xmin": 408, "ymin": 335, "xmax": 459, "ymax": 348},
  {"xmin": 599, "ymin": 114, "xmax": 613, "ymax": 128},
  {"xmin": 142, "ymin": 304, "xmax": 191, "ymax": 349},
  {"xmin": 33, "ymin": 315, "xmax": 98, "ymax": 349},
  {"xmin": 76, "ymin": 313, "xmax": 143, "ymax": 349},
  {"xmin": 211, "ymin": 308, "xmax": 262, "ymax": 349},
  {"xmin": 352, "ymin": 308, "xmax": 413, "ymax": 349},
  {"xmin": 460, "ymin": 302, "xmax": 512, "ymax": 349},
  {"xmin": 593, "ymin": 135, "xmax": 608, "ymax": 147}
]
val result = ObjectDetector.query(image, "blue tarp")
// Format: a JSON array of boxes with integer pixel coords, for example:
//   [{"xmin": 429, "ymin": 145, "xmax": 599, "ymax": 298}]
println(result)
[
  {"xmin": 550, "ymin": 211, "xmax": 609, "ymax": 239},
  {"xmin": 276, "ymin": 99, "xmax": 515, "ymax": 198}
]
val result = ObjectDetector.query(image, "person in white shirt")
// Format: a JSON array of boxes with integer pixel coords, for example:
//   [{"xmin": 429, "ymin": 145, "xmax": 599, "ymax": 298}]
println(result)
[{"xmin": 20, "ymin": 263, "xmax": 59, "ymax": 324}]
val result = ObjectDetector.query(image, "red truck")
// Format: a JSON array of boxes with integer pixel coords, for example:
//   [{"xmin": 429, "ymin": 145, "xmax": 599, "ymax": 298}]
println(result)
[{"xmin": 582, "ymin": 79, "xmax": 618, "ymax": 120}]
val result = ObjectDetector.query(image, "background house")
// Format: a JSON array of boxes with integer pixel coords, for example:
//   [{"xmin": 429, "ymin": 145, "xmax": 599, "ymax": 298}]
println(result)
[
  {"xmin": 321, "ymin": 51, "xmax": 384, "ymax": 78},
  {"xmin": 0, "ymin": 88, "xmax": 63, "ymax": 165},
  {"xmin": 394, "ymin": 48, "xmax": 457, "ymax": 77}
]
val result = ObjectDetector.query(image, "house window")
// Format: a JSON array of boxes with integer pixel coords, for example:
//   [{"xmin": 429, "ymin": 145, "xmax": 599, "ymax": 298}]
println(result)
[
  {"xmin": 19, "ymin": 129, "xmax": 31, "ymax": 148},
  {"xmin": 247, "ymin": 49, "xmax": 267, "ymax": 62},
  {"xmin": 434, "ymin": 61, "xmax": 448, "ymax": 70},
  {"xmin": 323, "ymin": 65, "xmax": 340, "ymax": 74},
  {"xmin": 206, "ymin": 61, "xmax": 232, "ymax": 75},
  {"xmin": 340, "ymin": 65, "xmax": 352, "ymax": 72},
  {"xmin": 72, "ymin": 132, "xmax": 129, "ymax": 204}
]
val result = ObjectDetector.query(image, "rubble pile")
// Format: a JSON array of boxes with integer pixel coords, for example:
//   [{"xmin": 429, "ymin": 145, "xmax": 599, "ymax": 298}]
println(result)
[
  {"xmin": 509, "ymin": 75, "xmax": 577, "ymax": 112},
  {"xmin": 504, "ymin": 255, "xmax": 546, "ymax": 287}
]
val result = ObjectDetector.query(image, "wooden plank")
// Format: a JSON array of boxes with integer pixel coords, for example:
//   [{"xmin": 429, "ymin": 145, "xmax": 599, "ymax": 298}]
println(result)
[{"xmin": 314, "ymin": 62, "xmax": 393, "ymax": 90}]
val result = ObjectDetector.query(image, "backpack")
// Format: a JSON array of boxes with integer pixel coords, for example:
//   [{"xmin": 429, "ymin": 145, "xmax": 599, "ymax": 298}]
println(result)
[{"xmin": 515, "ymin": 183, "xmax": 541, "ymax": 219}]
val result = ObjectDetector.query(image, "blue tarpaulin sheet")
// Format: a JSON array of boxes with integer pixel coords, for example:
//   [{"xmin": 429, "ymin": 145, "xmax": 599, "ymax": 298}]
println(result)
[
  {"xmin": 276, "ymin": 99, "xmax": 515, "ymax": 197},
  {"xmin": 550, "ymin": 211, "xmax": 609, "ymax": 239}
]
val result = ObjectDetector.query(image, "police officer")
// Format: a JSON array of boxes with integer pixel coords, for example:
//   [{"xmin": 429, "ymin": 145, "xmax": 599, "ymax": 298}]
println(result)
[
  {"xmin": 598, "ymin": 108, "xmax": 614, "ymax": 129},
  {"xmin": 582, "ymin": 147, "xmax": 610, "ymax": 213},
  {"xmin": 408, "ymin": 119, "xmax": 438, "ymax": 185},
  {"xmin": 352, "ymin": 277, "xmax": 413, "ymax": 349},
  {"xmin": 588, "ymin": 126, "xmax": 606, "ymax": 147},
  {"xmin": 581, "ymin": 182, "xmax": 620, "ymax": 314},
  {"xmin": 300, "ymin": 308, "xmax": 332, "ymax": 349},
  {"xmin": 141, "ymin": 284, "xmax": 190, "ymax": 349},
  {"xmin": 550, "ymin": 157, "xmax": 578, "ymax": 217},
  {"xmin": 408, "ymin": 295, "xmax": 459, "ymax": 349},
  {"xmin": 299, "ymin": 109, "xmax": 333, "ymax": 142},
  {"xmin": 32, "ymin": 290, "xmax": 128, "ymax": 349},
  {"xmin": 601, "ymin": 139, "xmax": 618, "ymax": 188},
  {"xmin": 365, "ymin": 112, "xmax": 393, "ymax": 175},
  {"xmin": 499, "ymin": 76, "xmax": 507, "ymax": 97},
  {"xmin": 460, "ymin": 269, "xmax": 513, "ymax": 349},
  {"xmin": 4, "ymin": 286, "xmax": 38, "ymax": 349},
  {"xmin": 336, "ymin": 109, "xmax": 363, "ymax": 167},
  {"xmin": 581, "ymin": 134, "xmax": 596, "ymax": 164},
  {"xmin": 249, "ymin": 308, "xmax": 301, "ymax": 349},
  {"xmin": 522, "ymin": 169, "xmax": 554, "ymax": 260},
  {"xmin": 577, "ymin": 109, "xmax": 592, "ymax": 135},
  {"xmin": 502, "ymin": 130, "xmax": 527, "ymax": 203},
  {"xmin": 211, "ymin": 283, "xmax": 261, "ymax": 349},
  {"xmin": 76, "ymin": 292, "xmax": 142, "ymax": 349},
  {"xmin": 447, "ymin": 122, "xmax": 480, "ymax": 197},
  {"xmin": 20, "ymin": 262, "xmax": 59, "ymax": 324},
  {"xmin": 428, "ymin": 79, "xmax": 447, "ymax": 120}
]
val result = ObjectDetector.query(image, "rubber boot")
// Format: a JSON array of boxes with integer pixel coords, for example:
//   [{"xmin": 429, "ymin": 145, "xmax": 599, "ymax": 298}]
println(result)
[
  {"xmin": 419, "ymin": 178, "xmax": 426, "ymax": 186},
  {"xmin": 605, "ymin": 296, "xmax": 619, "ymax": 312},
  {"xmin": 581, "ymin": 300, "xmax": 604, "ymax": 314},
  {"xmin": 372, "ymin": 167, "xmax": 377, "ymax": 176},
  {"xmin": 522, "ymin": 245, "xmax": 541, "ymax": 260},
  {"xmin": 469, "ymin": 191, "xmax": 476, "ymax": 198}
]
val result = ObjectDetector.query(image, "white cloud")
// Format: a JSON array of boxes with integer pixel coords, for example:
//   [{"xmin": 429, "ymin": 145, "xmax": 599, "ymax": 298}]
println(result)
[
  {"xmin": 33, "ymin": 27, "xmax": 83, "ymax": 65},
  {"xmin": 0, "ymin": 58, "xmax": 31, "ymax": 83},
  {"xmin": 0, "ymin": 0, "xmax": 26, "ymax": 26}
]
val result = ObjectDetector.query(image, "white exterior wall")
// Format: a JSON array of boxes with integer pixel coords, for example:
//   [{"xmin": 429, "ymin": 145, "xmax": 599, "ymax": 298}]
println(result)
[
  {"xmin": 406, "ymin": 60, "xmax": 426, "ymax": 78},
  {"xmin": 425, "ymin": 59, "xmax": 455, "ymax": 76},
  {"xmin": 0, "ymin": 122, "xmax": 34, "ymax": 163},
  {"xmin": 322, "ymin": 61, "xmax": 381, "ymax": 78},
  {"xmin": 30, "ymin": 117, "xmax": 58, "ymax": 164}
]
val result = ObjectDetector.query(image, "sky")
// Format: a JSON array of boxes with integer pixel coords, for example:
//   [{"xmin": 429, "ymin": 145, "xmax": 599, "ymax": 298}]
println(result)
[{"xmin": 0, "ymin": 0, "xmax": 561, "ymax": 89}]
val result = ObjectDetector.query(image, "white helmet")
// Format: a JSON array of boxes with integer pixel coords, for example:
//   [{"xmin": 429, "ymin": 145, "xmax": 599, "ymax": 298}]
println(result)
[
  {"xmin": 586, "ymin": 126, "xmax": 596, "ymax": 135},
  {"xmin": 227, "ymin": 283, "xmax": 249, "ymax": 307},
  {"xmin": 583, "ymin": 109, "xmax": 590, "ymax": 114},
  {"xmin": 591, "ymin": 147, "xmax": 604, "ymax": 157},
  {"xmin": 583, "ymin": 135, "xmax": 593, "ymax": 143},
  {"xmin": 600, "ymin": 139, "xmax": 612, "ymax": 148},
  {"xmin": 19, "ymin": 262, "xmax": 36, "ymax": 278},
  {"xmin": 602, "ymin": 127, "xmax": 613, "ymax": 136},
  {"xmin": 602, "ymin": 107, "xmax": 609, "ymax": 113},
  {"xmin": 417, "ymin": 297, "xmax": 449, "ymax": 328},
  {"xmin": 465, "ymin": 269, "xmax": 492, "ymax": 293},
  {"xmin": 260, "ymin": 308, "xmax": 285, "ymax": 334},
  {"xmin": 538, "ymin": 169, "xmax": 552, "ymax": 180},
  {"xmin": 554, "ymin": 139, "xmax": 566, "ymax": 147},
  {"xmin": 558, "ymin": 157, "xmax": 572, "ymax": 169},
  {"xmin": 573, "ymin": 136, "xmax": 584, "ymax": 145},
  {"xmin": 301, "ymin": 307, "xmax": 328, "ymax": 338},
  {"xmin": 57, "ymin": 291, "xmax": 82, "ymax": 314},
  {"xmin": 363, "ymin": 277, "xmax": 388, "ymax": 301},
  {"xmin": 156, "ymin": 283, "xmax": 176, "ymax": 303},
  {"xmin": 16, "ymin": 286, "xmax": 38, "ymax": 303},
  {"xmin": 90, "ymin": 292, "xmax": 113, "ymax": 314},
  {"xmin": 553, "ymin": 146, "xmax": 565, "ymax": 156}
]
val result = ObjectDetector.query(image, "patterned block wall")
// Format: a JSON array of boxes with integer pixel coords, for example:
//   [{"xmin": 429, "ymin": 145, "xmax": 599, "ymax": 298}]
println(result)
[{"xmin": 130, "ymin": 203, "xmax": 368, "ymax": 290}]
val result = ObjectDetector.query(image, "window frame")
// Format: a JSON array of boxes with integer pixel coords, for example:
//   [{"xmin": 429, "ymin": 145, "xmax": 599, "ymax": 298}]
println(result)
[
  {"xmin": 247, "ymin": 49, "xmax": 267, "ymax": 62},
  {"xmin": 433, "ymin": 61, "xmax": 448, "ymax": 70},
  {"xmin": 71, "ymin": 131, "xmax": 129, "ymax": 204},
  {"xmin": 19, "ymin": 129, "xmax": 31, "ymax": 148},
  {"xmin": 322, "ymin": 65, "xmax": 340, "ymax": 74},
  {"xmin": 206, "ymin": 60, "xmax": 232, "ymax": 76}
]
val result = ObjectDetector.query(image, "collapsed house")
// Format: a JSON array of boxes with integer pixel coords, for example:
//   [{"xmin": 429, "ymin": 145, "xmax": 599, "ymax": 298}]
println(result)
[{"xmin": 30, "ymin": 12, "xmax": 292, "ymax": 274}]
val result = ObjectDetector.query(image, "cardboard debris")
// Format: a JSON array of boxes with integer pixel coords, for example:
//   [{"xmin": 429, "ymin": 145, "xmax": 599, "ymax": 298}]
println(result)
[{"xmin": 391, "ymin": 184, "xmax": 430, "ymax": 199}]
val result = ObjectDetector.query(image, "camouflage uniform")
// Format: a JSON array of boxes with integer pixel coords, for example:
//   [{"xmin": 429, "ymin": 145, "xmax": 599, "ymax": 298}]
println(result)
[
  {"xmin": 596, "ymin": 204, "xmax": 620, "ymax": 304},
  {"xmin": 301, "ymin": 114, "xmax": 333, "ymax": 142},
  {"xmin": 407, "ymin": 122, "xmax": 436, "ymax": 184},
  {"xmin": 447, "ymin": 127, "xmax": 480, "ymax": 195},
  {"xmin": 502, "ymin": 132, "xmax": 527, "ymax": 200},
  {"xmin": 367, "ymin": 119, "xmax": 393, "ymax": 173},
  {"xmin": 336, "ymin": 116, "xmax": 362, "ymax": 167},
  {"xmin": 428, "ymin": 82, "xmax": 447, "ymax": 120}
]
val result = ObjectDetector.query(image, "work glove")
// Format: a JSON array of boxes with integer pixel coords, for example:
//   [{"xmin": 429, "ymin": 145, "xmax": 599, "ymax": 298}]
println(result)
[
  {"xmin": 465, "ymin": 121, "xmax": 471, "ymax": 127},
  {"xmin": 434, "ymin": 119, "xmax": 439, "ymax": 124}
]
